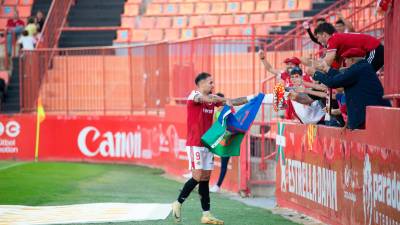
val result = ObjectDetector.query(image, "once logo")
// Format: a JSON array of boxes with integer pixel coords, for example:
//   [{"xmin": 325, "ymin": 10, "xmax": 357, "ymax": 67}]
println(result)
[
  {"xmin": 363, "ymin": 153, "xmax": 373, "ymax": 225},
  {"xmin": 0, "ymin": 121, "xmax": 21, "ymax": 138},
  {"xmin": 77, "ymin": 126, "xmax": 142, "ymax": 159}
]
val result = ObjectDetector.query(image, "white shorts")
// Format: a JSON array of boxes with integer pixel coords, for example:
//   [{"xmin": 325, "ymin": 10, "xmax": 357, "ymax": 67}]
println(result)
[{"xmin": 186, "ymin": 146, "xmax": 214, "ymax": 170}]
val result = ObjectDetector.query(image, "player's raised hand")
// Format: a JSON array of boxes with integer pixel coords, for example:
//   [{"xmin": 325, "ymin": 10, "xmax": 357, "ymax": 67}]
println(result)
[{"xmin": 302, "ymin": 21, "xmax": 310, "ymax": 29}]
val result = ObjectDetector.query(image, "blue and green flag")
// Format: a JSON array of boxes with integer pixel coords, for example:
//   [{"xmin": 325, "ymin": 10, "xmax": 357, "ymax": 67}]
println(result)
[{"xmin": 201, "ymin": 93, "xmax": 265, "ymax": 157}]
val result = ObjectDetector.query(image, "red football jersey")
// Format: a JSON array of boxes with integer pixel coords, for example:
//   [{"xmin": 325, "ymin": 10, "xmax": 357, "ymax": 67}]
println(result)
[
  {"xmin": 327, "ymin": 33, "xmax": 380, "ymax": 56},
  {"xmin": 186, "ymin": 90, "xmax": 220, "ymax": 147}
]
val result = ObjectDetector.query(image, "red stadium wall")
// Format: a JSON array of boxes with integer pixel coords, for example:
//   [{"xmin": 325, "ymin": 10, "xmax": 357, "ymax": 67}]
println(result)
[
  {"xmin": 276, "ymin": 106, "xmax": 400, "ymax": 225},
  {"xmin": 0, "ymin": 105, "xmax": 240, "ymax": 192}
]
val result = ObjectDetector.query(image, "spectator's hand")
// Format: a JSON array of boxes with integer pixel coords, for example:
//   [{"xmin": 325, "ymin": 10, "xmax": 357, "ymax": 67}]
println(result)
[
  {"xmin": 315, "ymin": 60, "xmax": 329, "ymax": 72},
  {"xmin": 302, "ymin": 21, "xmax": 310, "ymax": 29},
  {"xmin": 258, "ymin": 49, "xmax": 265, "ymax": 61}
]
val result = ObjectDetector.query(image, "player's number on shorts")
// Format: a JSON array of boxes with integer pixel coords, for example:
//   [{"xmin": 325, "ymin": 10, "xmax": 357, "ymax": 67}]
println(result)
[{"xmin": 195, "ymin": 152, "xmax": 200, "ymax": 160}]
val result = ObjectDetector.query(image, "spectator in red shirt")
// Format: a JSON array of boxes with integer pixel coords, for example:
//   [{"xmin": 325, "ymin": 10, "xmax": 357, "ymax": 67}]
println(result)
[
  {"xmin": 6, "ymin": 9, "xmax": 25, "ymax": 56},
  {"xmin": 314, "ymin": 22, "xmax": 384, "ymax": 72}
]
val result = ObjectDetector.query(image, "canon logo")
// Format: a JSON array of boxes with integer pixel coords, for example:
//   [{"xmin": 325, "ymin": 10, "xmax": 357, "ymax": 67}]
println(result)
[
  {"xmin": 0, "ymin": 121, "xmax": 21, "ymax": 138},
  {"xmin": 78, "ymin": 126, "xmax": 141, "ymax": 158}
]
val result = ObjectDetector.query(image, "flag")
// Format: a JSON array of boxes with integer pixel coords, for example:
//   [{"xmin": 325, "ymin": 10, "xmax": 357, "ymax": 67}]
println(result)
[
  {"xmin": 35, "ymin": 98, "xmax": 45, "ymax": 161},
  {"xmin": 201, "ymin": 93, "xmax": 265, "ymax": 157}
]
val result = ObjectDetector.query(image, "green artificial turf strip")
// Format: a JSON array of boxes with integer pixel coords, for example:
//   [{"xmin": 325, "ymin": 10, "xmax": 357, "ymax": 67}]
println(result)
[{"xmin": 0, "ymin": 162, "xmax": 297, "ymax": 225}]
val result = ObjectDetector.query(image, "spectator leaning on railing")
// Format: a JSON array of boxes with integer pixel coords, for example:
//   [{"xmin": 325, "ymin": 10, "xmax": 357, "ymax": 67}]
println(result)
[
  {"xmin": 310, "ymin": 48, "xmax": 391, "ymax": 130},
  {"xmin": 6, "ymin": 9, "xmax": 25, "ymax": 56}
]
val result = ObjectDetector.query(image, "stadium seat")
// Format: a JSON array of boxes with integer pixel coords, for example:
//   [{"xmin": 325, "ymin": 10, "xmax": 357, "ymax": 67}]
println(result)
[
  {"xmin": 270, "ymin": 0, "xmax": 284, "ymax": 11},
  {"xmin": 256, "ymin": 1, "xmax": 270, "ymax": 12},
  {"xmin": 181, "ymin": 28, "xmax": 194, "ymax": 39},
  {"xmin": 0, "ymin": 18, "xmax": 7, "ymax": 28},
  {"xmin": 173, "ymin": 16, "xmax": 187, "ymax": 28},
  {"xmin": 152, "ymin": 0, "xmax": 167, "ymax": 3},
  {"xmin": 196, "ymin": 27, "xmax": 212, "ymax": 37},
  {"xmin": 255, "ymin": 24, "xmax": 269, "ymax": 35},
  {"xmin": 264, "ymin": 13, "xmax": 277, "ymax": 22},
  {"xmin": 278, "ymin": 12, "xmax": 290, "ymax": 21},
  {"xmin": 285, "ymin": 0, "xmax": 297, "ymax": 10},
  {"xmin": 19, "ymin": 0, "xmax": 33, "ymax": 5},
  {"xmin": 138, "ymin": 17, "xmax": 156, "ymax": 29},
  {"xmin": 146, "ymin": 4, "xmax": 163, "ymax": 15},
  {"xmin": 228, "ymin": 27, "xmax": 244, "ymax": 35},
  {"xmin": 179, "ymin": 3, "xmax": 194, "ymax": 15},
  {"xmin": 3, "ymin": 0, "xmax": 18, "ymax": 5},
  {"xmin": 189, "ymin": 15, "xmax": 204, "ymax": 27},
  {"xmin": 241, "ymin": 1, "xmax": 255, "ymax": 13},
  {"xmin": 17, "ymin": 5, "xmax": 31, "ymax": 17},
  {"xmin": 147, "ymin": 29, "xmax": 164, "ymax": 42},
  {"xmin": 219, "ymin": 15, "xmax": 233, "ymax": 25},
  {"xmin": 164, "ymin": 28, "xmax": 180, "ymax": 40},
  {"xmin": 163, "ymin": 4, "xmax": 178, "ymax": 15},
  {"xmin": 121, "ymin": 16, "xmax": 136, "ymax": 28},
  {"xmin": 249, "ymin": 14, "xmax": 263, "ymax": 24},
  {"xmin": 297, "ymin": 0, "xmax": 312, "ymax": 10},
  {"xmin": 227, "ymin": 2, "xmax": 240, "ymax": 13},
  {"xmin": 131, "ymin": 29, "xmax": 147, "ymax": 42},
  {"xmin": 1, "ymin": 6, "xmax": 14, "ymax": 18},
  {"xmin": 116, "ymin": 30, "xmax": 130, "ymax": 42},
  {"xmin": 211, "ymin": 2, "xmax": 226, "ymax": 14},
  {"xmin": 156, "ymin": 17, "xmax": 172, "ymax": 28},
  {"xmin": 126, "ymin": 0, "xmax": 142, "ymax": 3},
  {"xmin": 212, "ymin": 27, "xmax": 227, "ymax": 36},
  {"xmin": 124, "ymin": 4, "xmax": 139, "ymax": 16},
  {"xmin": 203, "ymin": 15, "xmax": 219, "ymax": 26},
  {"xmin": 195, "ymin": 2, "xmax": 210, "ymax": 14},
  {"xmin": 234, "ymin": 14, "xmax": 248, "ymax": 24}
]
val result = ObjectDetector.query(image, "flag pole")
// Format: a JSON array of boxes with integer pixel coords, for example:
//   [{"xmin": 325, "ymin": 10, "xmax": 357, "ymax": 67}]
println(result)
[{"xmin": 34, "ymin": 110, "xmax": 40, "ymax": 162}]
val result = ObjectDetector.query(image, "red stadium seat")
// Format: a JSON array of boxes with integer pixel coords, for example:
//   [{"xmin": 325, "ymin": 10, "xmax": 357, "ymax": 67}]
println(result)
[
  {"xmin": 121, "ymin": 16, "xmax": 136, "ymax": 28},
  {"xmin": 156, "ymin": 17, "xmax": 172, "ymax": 28},
  {"xmin": 264, "ymin": 13, "xmax": 277, "ymax": 22},
  {"xmin": 3, "ymin": 0, "xmax": 18, "ymax": 5},
  {"xmin": 241, "ymin": 1, "xmax": 255, "ymax": 13},
  {"xmin": 146, "ymin": 4, "xmax": 163, "ymax": 15},
  {"xmin": 181, "ymin": 28, "xmax": 194, "ymax": 39},
  {"xmin": 173, "ymin": 16, "xmax": 187, "ymax": 28},
  {"xmin": 147, "ymin": 29, "xmax": 164, "ymax": 42},
  {"xmin": 219, "ymin": 15, "xmax": 233, "ymax": 25},
  {"xmin": 0, "ymin": 18, "xmax": 8, "ymax": 28},
  {"xmin": 249, "ymin": 14, "xmax": 263, "ymax": 24},
  {"xmin": 210, "ymin": 2, "xmax": 226, "ymax": 14},
  {"xmin": 131, "ymin": 29, "xmax": 147, "ymax": 42},
  {"xmin": 138, "ymin": 17, "xmax": 156, "ymax": 29},
  {"xmin": 164, "ymin": 28, "xmax": 180, "ymax": 40},
  {"xmin": 270, "ymin": 0, "xmax": 284, "ymax": 11},
  {"xmin": 163, "ymin": 4, "xmax": 178, "ymax": 15},
  {"xmin": 189, "ymin": 15, "xmax": 204, "ymax": 27},
  {"xmin": 195, "ymin": 2, "xmax": 210, "ymax": 14},
  {"xmin": 256, "ymin": 1, "xmax": 270, "ymax": 12},
  {"xmin": 196, "ymin": 27, "xmax": 212, "ymax": 37},
  {"xmin": 19, "ymin": 0, "xmax": 33, "ymax": 5},
  {"xmin": 234, "ymin": 14, "xmax": 248, "ymax": 24},
  {"xmin": 298, "ymin": 0, "xmax": 312, "ymax": 10},
  {"xmin": 255, "ymin": 24, "xmax": 269, "ymax": 35},
  {"xmin": 212, "ymin": 27, "xmax": 227, "ymax": 36},
  {"xmin": 285, "ymin": 0, "xmax": 297, "ymax": 10},
  {"xmin": 0, "ymin": 71, "xmax": 9, "ymax": 87},
  {"xmin": 227, "ymin": 2, "xmax": 240, "ymax": 13},
  {"xmin": 228, "ymin": 27, "xmax": 243, "ymax": 35},
  {"xmin": 124, "ymin": 4, "xmax": 139, "ymax": 16},
  {"xmin": 179, "ymin": 3, "xmax": 194, "ymax": 15},
  {"xmin": 1, "ymin": 6, "xmax": 15, "ymax": 18},
  {"xmin": 203, "ymin": 15, "xmax": 219, "ymax": 26},
  {"xmin": 126, "ymin": 0, "xmax": 142, "ymax": 4},
  {"xmin": 115, "ymin": 30, "xmax": 130, "ymax": 42}
]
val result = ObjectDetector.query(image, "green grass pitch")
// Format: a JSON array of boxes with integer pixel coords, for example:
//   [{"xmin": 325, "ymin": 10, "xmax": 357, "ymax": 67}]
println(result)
[{"xmin": 0, "ymin": 161, "xmax": 298, "ymax": 225}]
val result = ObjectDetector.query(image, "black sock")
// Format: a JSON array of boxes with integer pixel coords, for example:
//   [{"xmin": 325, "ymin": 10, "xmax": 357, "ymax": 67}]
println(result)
[
  {"xmin": 199, "ymin": 181, "xmax": 210, "ymax": 211},
  {"xmin": 177, "ymin": 178, "xmax": 198, "ymax": 204}
]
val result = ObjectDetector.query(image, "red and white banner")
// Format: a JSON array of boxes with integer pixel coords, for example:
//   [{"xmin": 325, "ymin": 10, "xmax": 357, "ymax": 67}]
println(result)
[
  {"xmin": 0, "ymin": 109, "xmax": 240, "ymax": 192},
  {"xmin": 276, "ymin": 123, "xmax": 400, "ymax": 225}
]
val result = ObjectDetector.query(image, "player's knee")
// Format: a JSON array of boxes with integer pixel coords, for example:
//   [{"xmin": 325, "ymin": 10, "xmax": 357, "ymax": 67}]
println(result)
[{"xmin": 192, "ymin": 171, "xmax": 202, "ymax": 181}]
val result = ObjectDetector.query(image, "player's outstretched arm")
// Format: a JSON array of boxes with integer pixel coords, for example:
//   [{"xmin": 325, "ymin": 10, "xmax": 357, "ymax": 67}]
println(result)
[{"xmin": 194, "ymin": 94, "xmax": 228, "ymax": 104}]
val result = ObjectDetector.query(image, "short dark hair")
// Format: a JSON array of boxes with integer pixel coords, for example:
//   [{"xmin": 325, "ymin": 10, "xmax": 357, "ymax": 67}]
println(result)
[
  {"xmin": 335, "ymin": 19, "xmax": 345, "ymax": 25},
  {"xmin": 314, "ymin": 22, "xmax": 336, "ymax": 36},
  {"xmin": 195, "ymin": 72, "xmax": 211, "ymax": 85},
  {"xmin": 316, "ymin": 18, "xmax": 326, "ymax": 23},
  {"xmin": 22, "ymin": 30, "xmax": 29, "ymax": 36},
  {"xmin": 215, "ymin": 92, "xmax": 224, "ymax": 98}
]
